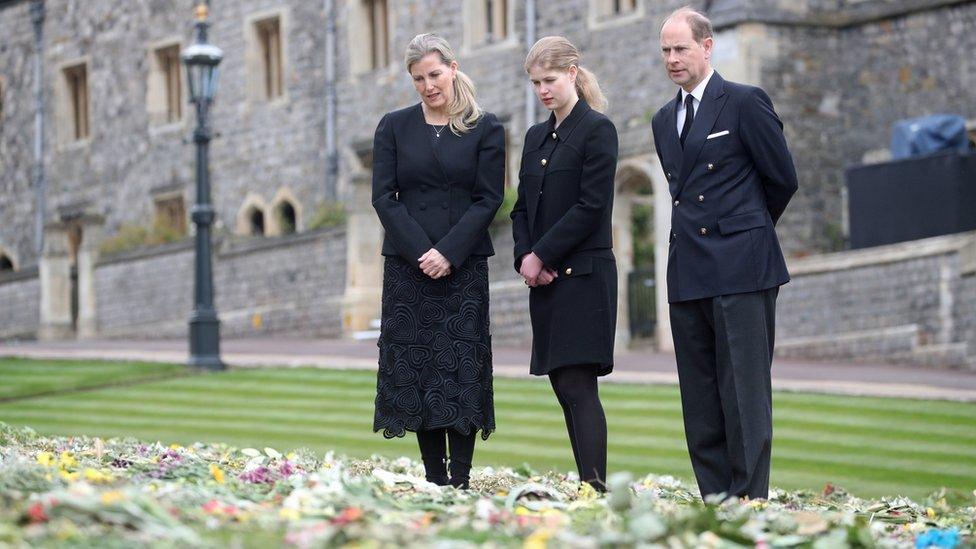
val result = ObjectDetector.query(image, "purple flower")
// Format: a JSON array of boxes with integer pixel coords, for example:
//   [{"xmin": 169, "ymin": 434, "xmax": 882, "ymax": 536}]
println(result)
[
  {"xmin": 238, "ymin": 466, "xmax": 275, "ymax": 484},
  {"xmin": 279, "ymin": 461, "xmax": 295, "ymax": 477}
]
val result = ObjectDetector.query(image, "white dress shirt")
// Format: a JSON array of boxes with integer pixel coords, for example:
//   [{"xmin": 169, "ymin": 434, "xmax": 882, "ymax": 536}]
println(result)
[{"xmin": 676, "ymin": 68, "xmax": 715, "ymax": 134}]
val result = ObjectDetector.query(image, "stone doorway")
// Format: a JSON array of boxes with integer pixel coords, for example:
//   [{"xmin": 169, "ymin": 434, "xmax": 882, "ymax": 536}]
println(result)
[
  {"xmin": 39, "ymin": 214, "xmax": 103, "ymax": 340},
  {"xmin": 612, "ymin": 159, "xmax": 673, "ymax": 351},
  {"xmin": 68, "ymin": 223, "xmax": 82, "ymax": 332}
]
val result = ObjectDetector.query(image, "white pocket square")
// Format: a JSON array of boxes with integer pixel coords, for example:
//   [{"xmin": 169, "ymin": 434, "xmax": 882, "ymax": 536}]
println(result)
[{"xmin": 706, "ymin": 130, "xmax": 730, "ymax": 139}]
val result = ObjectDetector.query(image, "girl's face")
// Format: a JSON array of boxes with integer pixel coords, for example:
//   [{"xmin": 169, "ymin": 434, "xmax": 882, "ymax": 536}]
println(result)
[
  {"xmin": 410, "ymin": 53, "xmax": 457, "ymax": 110},
  {"xmin": 528, "ymin": 64, "xmax": 578, "ymax": 112}
]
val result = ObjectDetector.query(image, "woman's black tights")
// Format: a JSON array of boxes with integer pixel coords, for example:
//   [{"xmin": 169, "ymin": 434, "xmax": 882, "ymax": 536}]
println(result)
[
  {"xmin": 416, "ymin": 428, "xmax": 476, "ymax": 488},
  {"xmin": 549, "ymin": 365, "xmax": 607, "ymax": 491}
]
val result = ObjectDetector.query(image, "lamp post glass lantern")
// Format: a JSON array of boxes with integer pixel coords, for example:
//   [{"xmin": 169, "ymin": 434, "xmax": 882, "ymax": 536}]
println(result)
[{"xmin": 183, "ymin": 3, "xmax": 224, "ymax": 370}]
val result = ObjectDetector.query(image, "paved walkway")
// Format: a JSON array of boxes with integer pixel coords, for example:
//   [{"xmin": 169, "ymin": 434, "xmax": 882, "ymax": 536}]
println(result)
[{"xmin": 2, "ymin": 338, "xmax": 976, "ymax": 401}]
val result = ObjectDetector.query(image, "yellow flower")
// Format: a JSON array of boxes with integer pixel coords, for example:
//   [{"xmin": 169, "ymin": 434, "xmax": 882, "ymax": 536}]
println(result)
[
  {"xmin": 279, "ymin": 508, "xmax": 301, "ymax": 521},
  {"xmin": 59, "ymin": 451, "xmax": 77, "ymax": 469},
  {"xmin": 927, "ymin": 507, "xmax": 936, "ymax": 519},
  {"xmin": 286, "ymin": 452, "xmax": 298, "ymax": 461},
  {"xmin": 577, "ymin": 482, "xmax": 598, "ymax": 500},
  {"xmin": 36, "ymin": 451, "xmax": 55, "ymax": 467},
  {"xmin": 83, "ymin": 468, "xmax": 113, "ymax": 483},
  {"xmin": 101, "ymin": 491, "xmax": 125, "ymax": 505},
  {"xmin": 169, "ymin": 443, "xmax": 182, "ymax": 450},
  {"xmin": 59, "ymin": 470, "xmax": 79, "ymax": 482},
  {"xmin": 523, "ymin": 528, "xmax": 552, "ymax": 549},
  {"xmin": 210, "ymin": 463, "xmax": 226, "ymax": 484},
  {"xmin": 515, "ymin": 506, "xmax": 535, "ymax": 516}
]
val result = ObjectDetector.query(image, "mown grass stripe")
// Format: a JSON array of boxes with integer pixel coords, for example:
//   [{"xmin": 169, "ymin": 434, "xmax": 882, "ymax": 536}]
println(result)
[
  {"xmin": 4, "ymin": 360, "xmax": 975, "ymax": 500},
  {"xmin": 15, "ymin": 388, "xmax": 974, "ymax": 450},
  {"xmin": 58, "ymin": 371, "xmax": 976, "ymax": 428},
  {"xmin": 6, "ymin": 390, "xmax": 976, "ymax": 457},
  {"xmin": 5, "ymin": 404, "xmax": 976, "ymax": 484}
]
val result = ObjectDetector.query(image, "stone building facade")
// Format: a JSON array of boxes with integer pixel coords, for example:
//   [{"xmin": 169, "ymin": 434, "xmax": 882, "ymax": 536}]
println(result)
[{"xmin": 1, "ymin": 0, "xmax": 974, "ymax": 364}]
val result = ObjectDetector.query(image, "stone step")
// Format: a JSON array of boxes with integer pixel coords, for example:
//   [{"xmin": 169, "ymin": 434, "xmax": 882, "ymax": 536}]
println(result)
[
  {"xmin": 901, "ymin": 342, "xmax": 973, "ymax": 370},
  {"xmin": 776, "ymin": 324, "xmax": 919, "ymax": 361}
]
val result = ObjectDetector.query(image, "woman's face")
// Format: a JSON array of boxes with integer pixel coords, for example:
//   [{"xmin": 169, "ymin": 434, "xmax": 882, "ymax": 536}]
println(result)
[
  {"xmin": 410, "ymin": 53, "xmax": 457, "ymax": 110},
  {"xmin": 528, "ymin": 64, "xmax": 578, "ymax": 112}
]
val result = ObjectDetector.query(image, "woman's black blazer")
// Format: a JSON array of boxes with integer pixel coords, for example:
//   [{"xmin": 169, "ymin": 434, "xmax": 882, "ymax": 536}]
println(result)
[
  {"xmin": 511, "ymin": 99, "xmax": 618, "ymax": 272},
  {"xmin": 371, "ymin": 104, "xmax": 505, "ymax": 268}
]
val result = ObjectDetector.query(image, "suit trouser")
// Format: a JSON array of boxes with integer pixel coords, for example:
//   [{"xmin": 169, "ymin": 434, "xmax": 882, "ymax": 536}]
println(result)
[{"xmin": 669, "ymin": 287, "xmax": 778, "ymax": 499}]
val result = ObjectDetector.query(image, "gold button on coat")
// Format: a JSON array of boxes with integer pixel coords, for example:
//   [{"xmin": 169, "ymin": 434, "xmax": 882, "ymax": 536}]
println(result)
[
  {"xmin": 674, "ymin": 200, "xmax": 680, "ymax": 206},
  {"xmin": 565, "ymin": 267, "xmax": 572, "ymax": 275},
  {"xmin": 707, "ymin": 163, "xmax": 715, "ymax": 170},
  {"xmin": 700, "ymin": 227, "xmax": 708, "ymax": 235},
  {"xmin": 541, "ymin": 158, "xmax": 548, "ymax": 166},
  {"xmin": 551, "ymin": 132, "xmax": 557, "ymax": 139},
  {"xmin": 698, "ymin": 194, "xmax": 704, "ymax": 202}
]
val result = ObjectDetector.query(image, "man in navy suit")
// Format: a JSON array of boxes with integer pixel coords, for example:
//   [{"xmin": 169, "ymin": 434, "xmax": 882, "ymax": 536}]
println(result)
[{"xmin": 651, "ymin": 7, "xmax": 798, "ymax": 499}]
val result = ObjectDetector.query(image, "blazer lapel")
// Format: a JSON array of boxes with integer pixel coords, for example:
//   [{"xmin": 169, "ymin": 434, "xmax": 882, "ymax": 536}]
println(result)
[
  {"xmin": 676, "ymin": 72, "xmax": 729, "ymax": 195},
  {"xmin": 525, "ymin": 114, "xmax": 555, "ymax": 227},
  {"xmin": 662, "ymin": 92, "xmax": 681, "ymax": 196}
]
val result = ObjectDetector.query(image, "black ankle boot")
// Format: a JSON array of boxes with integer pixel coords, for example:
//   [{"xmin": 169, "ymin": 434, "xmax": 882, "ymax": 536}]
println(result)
[
  {"xmin": 448, "ymin": 458, "xmax": 471, "ymax": 489},
  {"xmin": 422, "ymin": 458, "xmax": 449, "ymax": 486}
]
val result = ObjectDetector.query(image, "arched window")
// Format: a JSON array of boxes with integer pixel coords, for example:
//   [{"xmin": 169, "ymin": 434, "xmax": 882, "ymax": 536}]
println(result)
[
  {"xmin": 0, "ymin": 253, "xmax": 14, "ymax": 272},
  {"xmin": 248, "ymin": 208, "xmax": 265, "ymax": 236},
  {"xmin": 276, "ymin": 200, "xmax": 297, "ymax": 234}
]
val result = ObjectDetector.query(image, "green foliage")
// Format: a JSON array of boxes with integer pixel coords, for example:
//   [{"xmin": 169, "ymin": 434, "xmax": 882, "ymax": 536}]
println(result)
[
  {"xmin": 631, "ymin": 202, "xmax": 655, "ymax": 269},
  {"xmin": 307, "ymin": 201, "xmax": 347, "ymax": 230},
  {"xmin": 823, "ymin": 221, "xmax": 848, "ymax": 252},
  {"xmin": 492, "ymin": 185, "xmax": 519, "ymax": 227},
  {"xmin": 98, "ymin": 221, "xmax": 185, "ymax": 255}
]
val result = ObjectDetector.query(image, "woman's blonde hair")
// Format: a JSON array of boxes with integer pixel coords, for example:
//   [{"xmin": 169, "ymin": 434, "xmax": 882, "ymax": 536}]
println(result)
[
  {"xmin": 524, "ymin": 36, "xmax": 607, "ymax": 112},
  {"xmin": 405, "ymin": 33, "xmax": 482, "ymax": 135}
]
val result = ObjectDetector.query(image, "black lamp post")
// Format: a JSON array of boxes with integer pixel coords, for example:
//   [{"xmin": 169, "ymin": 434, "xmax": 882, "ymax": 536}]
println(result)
[{"xmin": 182, "ymin": 2, "xmax": 224, "ymax": 370}]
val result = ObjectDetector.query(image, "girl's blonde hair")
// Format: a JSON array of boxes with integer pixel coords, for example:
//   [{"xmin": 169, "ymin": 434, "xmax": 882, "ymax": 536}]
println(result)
[
  {"xmin": 524, "ymin": 36, "xmax": 607, "ymax": 112},
  {"xmin": 405, "ymin": 33, "xmax": 482, "ymax": 134}
]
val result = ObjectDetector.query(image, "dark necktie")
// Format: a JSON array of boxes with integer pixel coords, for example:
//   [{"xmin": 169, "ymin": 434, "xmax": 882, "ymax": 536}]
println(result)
[{"xmin": 679, "ymin": 93, "xmax": 695, "ymax": 148}]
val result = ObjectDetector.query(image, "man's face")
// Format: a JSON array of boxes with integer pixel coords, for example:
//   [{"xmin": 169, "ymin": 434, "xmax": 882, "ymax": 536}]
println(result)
[{"xmin": 660, "ymin": 18, "xmax": 712, "ymax": 92}]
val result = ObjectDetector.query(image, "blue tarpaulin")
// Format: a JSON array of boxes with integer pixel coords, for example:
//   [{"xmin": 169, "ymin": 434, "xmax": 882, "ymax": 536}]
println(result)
[{"xmin": 890, "ymin": 114, "xmax": 969, "ymax": 160}]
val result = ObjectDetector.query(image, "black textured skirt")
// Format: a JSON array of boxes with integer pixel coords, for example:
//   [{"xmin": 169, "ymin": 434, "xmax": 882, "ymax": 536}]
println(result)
[{"xmin": 373, "ymin": 255, "xmax": 495, "ymax": 440}]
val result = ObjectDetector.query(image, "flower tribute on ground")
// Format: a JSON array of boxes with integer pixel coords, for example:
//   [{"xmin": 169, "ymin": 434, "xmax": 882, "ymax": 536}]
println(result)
[{"xmin": 0, "ymin": 424, "xmax": 971, "ymax": 547}]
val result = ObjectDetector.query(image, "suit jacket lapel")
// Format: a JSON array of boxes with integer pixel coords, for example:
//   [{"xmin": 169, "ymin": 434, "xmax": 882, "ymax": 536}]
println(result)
[
  {"xmin": 676, "ymin": 72, "xmax": 729, "ymax": 196},
  {"xmin": 662, "ymin": 92, "xmax": 681, "ymax": 196}
]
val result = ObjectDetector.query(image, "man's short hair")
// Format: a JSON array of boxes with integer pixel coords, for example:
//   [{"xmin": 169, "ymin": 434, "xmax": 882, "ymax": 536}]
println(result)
[{"xmin": 662, "ymin": 6, "xmax": 714, "ymax": 44}]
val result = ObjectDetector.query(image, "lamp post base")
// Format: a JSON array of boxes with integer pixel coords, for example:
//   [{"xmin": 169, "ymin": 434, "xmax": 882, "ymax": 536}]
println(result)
[{"xmin": 188, "ymin": 311, "xmax": 223, "ymax": 370}]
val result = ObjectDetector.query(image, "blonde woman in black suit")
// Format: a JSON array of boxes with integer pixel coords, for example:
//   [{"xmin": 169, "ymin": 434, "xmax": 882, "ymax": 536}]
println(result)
[
  {"xmin": 371, "ymin": 33, "xmax": 505, "ymax": 489},
  {"xmin": 512, "ymin": 36, "xmax": 618, "ymax": 491}
]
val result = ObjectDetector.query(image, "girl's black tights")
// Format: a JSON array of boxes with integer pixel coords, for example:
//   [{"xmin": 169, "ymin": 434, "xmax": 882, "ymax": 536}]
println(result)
[
  {"xmin": 416, "ymin": 428, "xmax": 476, "ymax": 488},
  {"xmin": 549, "ymin": 364, "xmax": 608, "ymax": 491}
]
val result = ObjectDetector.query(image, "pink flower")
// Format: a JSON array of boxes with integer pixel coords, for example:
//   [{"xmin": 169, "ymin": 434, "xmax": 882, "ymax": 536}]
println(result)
[{"xmin": 27, "ymin": 502, "xmax": 48, "ymax": 523}]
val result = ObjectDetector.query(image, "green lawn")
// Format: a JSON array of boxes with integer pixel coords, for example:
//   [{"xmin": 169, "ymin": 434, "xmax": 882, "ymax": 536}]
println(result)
[
  {"xmin": 1, "ymin": 359, "xmax": 974, "ymax": 500},
  {"xmin": 0, "ymin": 358, "xmax": 184, "ymax": 400}
]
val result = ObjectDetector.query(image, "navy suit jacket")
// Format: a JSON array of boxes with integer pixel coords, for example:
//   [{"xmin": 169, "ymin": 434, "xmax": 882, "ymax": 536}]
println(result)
[
  {"xmin": 651, "ymin": 71, "xmax": 798, "ymax": 303},
  {"xmin": 371, "ymin": 104, "xmax": 505, "ymax": 268}
]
